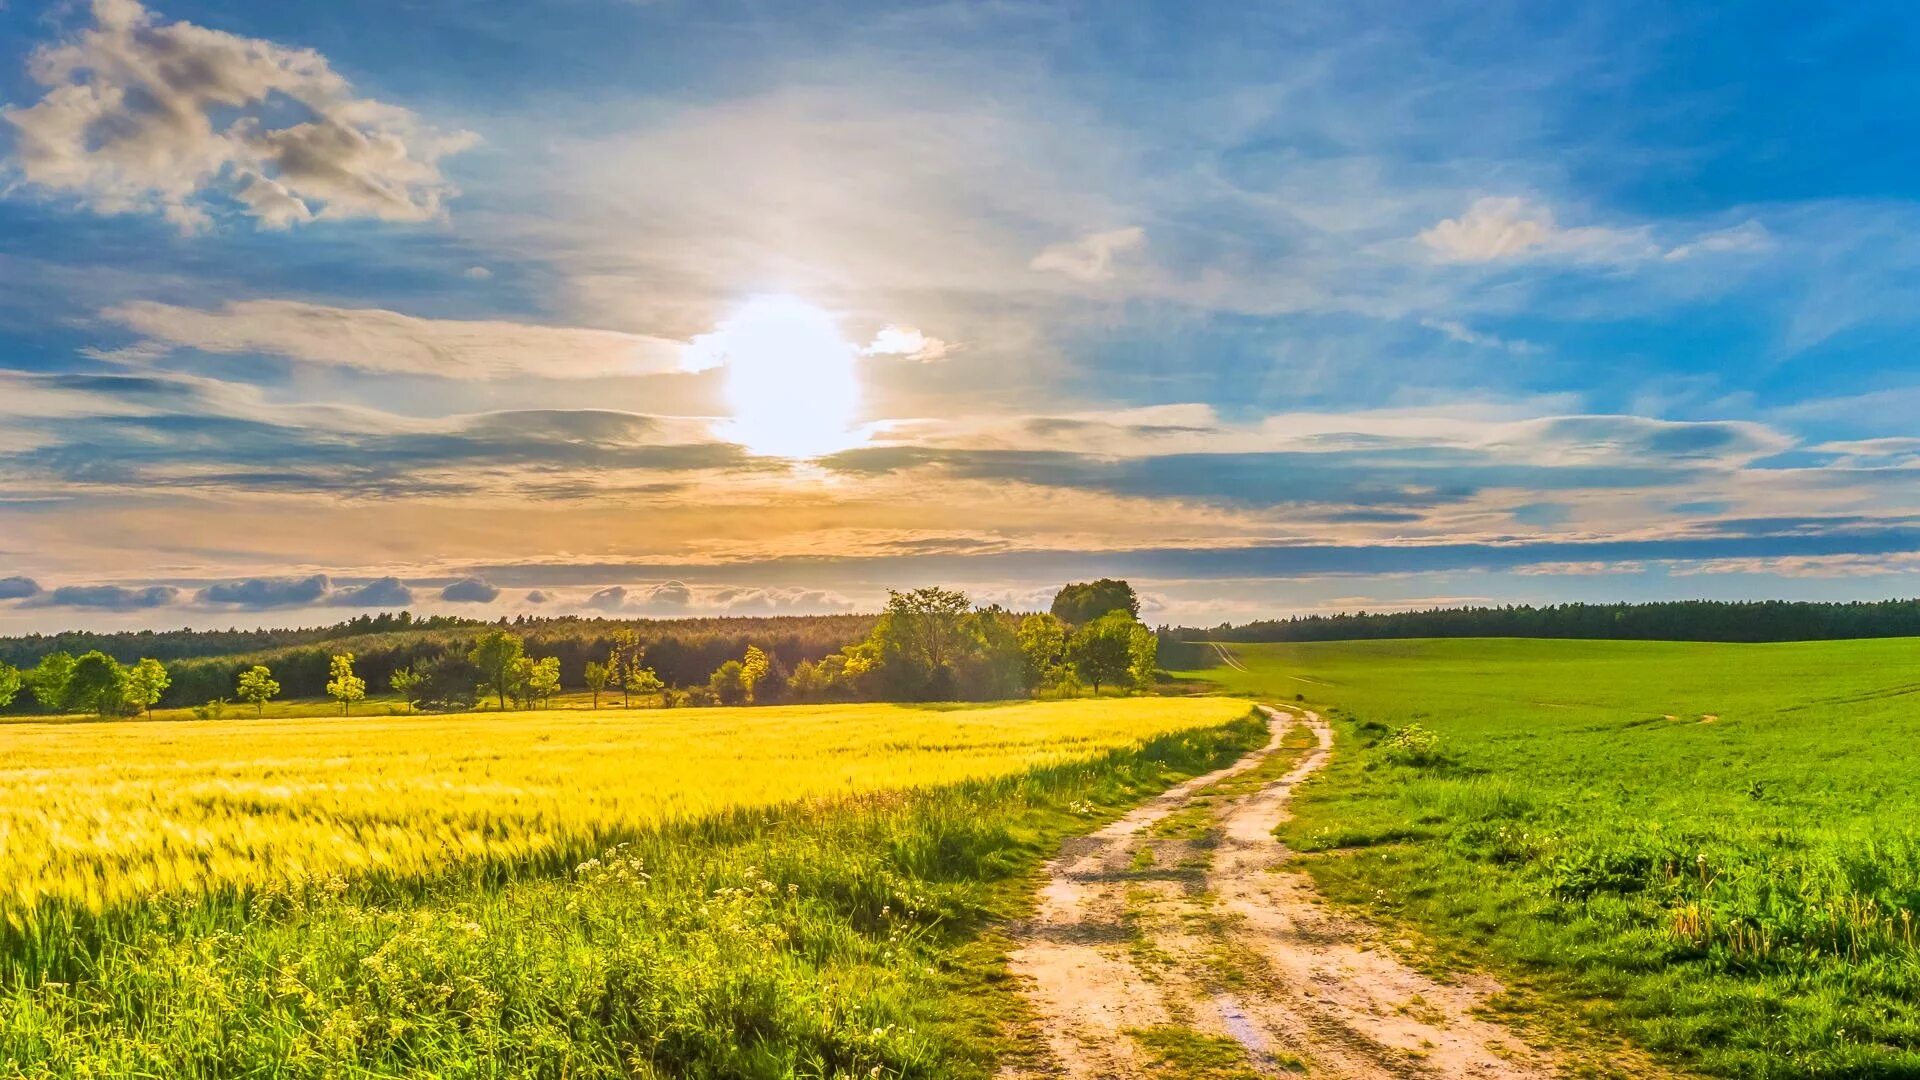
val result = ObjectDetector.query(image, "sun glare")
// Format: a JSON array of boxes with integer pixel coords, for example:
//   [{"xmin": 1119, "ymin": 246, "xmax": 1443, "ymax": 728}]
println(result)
[{"xmin": 687, "ymin": 296, "xmax": 862, "ymax": 459}]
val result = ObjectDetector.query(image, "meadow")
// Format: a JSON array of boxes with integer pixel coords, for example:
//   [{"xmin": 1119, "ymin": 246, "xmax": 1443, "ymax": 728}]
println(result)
[
  {"xmin": 1183, "ymin": 637, "xmax": 1920, "ymax": 1079},
  {"xmin": 0, "ymin": 696, "xmax": 1258, "ymax": 1077}
]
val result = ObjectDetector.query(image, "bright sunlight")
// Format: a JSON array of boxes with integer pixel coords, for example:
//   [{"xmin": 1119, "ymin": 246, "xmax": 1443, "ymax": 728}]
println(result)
[{"xmin": 687, "ymin": 296, "xmax": 861, "ymax": 458}]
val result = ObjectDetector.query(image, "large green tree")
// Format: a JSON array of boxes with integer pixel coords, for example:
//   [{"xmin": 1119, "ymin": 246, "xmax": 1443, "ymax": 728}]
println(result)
[
  {"xmin": 1050, "ymin": 579, "xmax": 1141, "ymax": 626},
  {"xmin": 468, "ymin": 629, "xmax": 527, "ymax": 711},
  {"xmin": 1067, "ymin": 612, "xmax": 1137, "ymax": 695},
  {"xmin": 123, "ymin": 657, "xmax": 170, "ymax": 720},
  {"xmin": 1016, "ymin": 613, "xmax": 1069, "ymax": 693},
  {"xmin": 28, "ymin": 651, "xmax": 75, "ymax": 712},
  {"xmin": 873, "ymin": 586, "xmax": 976, "ymax": 699},
  {"xmin": 67, "ymin": 651, "xmax": 128, "ymax": 716}
]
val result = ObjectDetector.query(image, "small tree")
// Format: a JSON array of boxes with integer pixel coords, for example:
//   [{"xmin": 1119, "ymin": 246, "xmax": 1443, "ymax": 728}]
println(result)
[
  {"xmin": 709, "ymin": 660, "xmax": 747, "ymax": 706},
  {"xmin": 68, "ymin": 651, "xmax": 128, "ymax": 716},
  {"xmin": 327, "ymin": 653, "xmax": 367, "ymax": 716},
  {"xmin": 469, "ymin": 629, "xmax": 526, "ymax": 711},
  {"xmin": 390, "ymin": 666, "xmax": 421, "ymax": 712},
  {"xmin": 236, "ymin": 665, "xmax": 280, "ymax": 717},
  {"xmin": 610, "ymin": 629, "xmax": 643, "ymax": 707},
  {"xmin": 787, "ymin": 659, "xmax": 823, "ymax": 702},
  {"xmin": 740, "ymin": 646, "xmax": 771, "ymax": 704},
  {"xmin": 584, "ymin": 660, "xmax": 611, "ymax": 709},
  {"xmin": 0, "ymin": 662, "xmax": 20, "ymax": 710},
  {"xmin": 623, "ymin": 662, "xmax": 664, "ymax": 707},
  {"xmin": 123, "ymin": 657, "xmax": 169, "ymax": 720},
  {"xmin": 527, "ymin": 656, "xmax": 561, "ymax": 708}
]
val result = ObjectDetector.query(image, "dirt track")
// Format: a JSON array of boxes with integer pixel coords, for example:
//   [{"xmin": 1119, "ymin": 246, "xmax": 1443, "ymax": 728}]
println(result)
[{"xmin": 1000, "ymin": 704, "xmax": 1581, "ymax": 1078}]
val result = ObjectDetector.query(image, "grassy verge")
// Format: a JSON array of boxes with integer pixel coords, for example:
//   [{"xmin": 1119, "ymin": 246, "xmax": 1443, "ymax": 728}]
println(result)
[
  {"xmin": 0, "ymin": 711, "xmax": 1267, "ymax": 1078},
  {"xmin": 1183, "ymin": 638, "xmax": 1920, "ymax": 1079}
]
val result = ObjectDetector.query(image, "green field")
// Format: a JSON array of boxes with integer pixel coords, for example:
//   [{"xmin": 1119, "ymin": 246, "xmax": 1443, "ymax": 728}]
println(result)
[
  {"xmin": 1181, "ymin": 637, "xmax": 1920, "ymax": 1079},
  {"xmin": 0, "ymin": 697, "xmax": 1259, "ymax": 1077}
]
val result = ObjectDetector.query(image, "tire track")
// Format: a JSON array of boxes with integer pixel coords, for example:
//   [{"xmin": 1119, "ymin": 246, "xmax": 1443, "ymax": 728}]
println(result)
[{"xmin": 1001, "ymin": 704, "xmax": 1601, "ymax": 1079}]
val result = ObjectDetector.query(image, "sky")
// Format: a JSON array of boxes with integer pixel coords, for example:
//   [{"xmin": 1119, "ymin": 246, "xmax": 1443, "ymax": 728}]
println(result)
[{"xmin": 3, "ymin": 0, "xmax": 1920, "ymax": 632}]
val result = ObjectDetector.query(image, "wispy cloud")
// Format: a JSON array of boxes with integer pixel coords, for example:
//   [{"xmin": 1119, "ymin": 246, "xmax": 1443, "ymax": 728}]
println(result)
[{"xmin": 99, "ymin": 300, "xmax": 694, "ymax": 380}]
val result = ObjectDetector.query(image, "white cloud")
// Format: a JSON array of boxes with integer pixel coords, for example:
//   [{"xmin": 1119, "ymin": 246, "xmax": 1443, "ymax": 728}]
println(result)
[
  {"xmin": 581, "ymin": 580, "xmax": 851, "ymax": 615},
  {"xmin": 864, "ymin": 325, "xmax": 950, "ymax": 362},
  {"xmin": 2, "ymin": 0, "xmax": 475, "ymax": 231},
  {"xmin": 100, "ymin": 299, "xmax": 693, "ymax": 379},
  {"xmin": 1418, "ymin": 197, "xmax": 1657, "ymax": 264},
  {"xmin": 464, "ymin": 266, "xmax": 493, "ymax": 280},
  {"xmin": 1030, "ymin": 226, "xmax": 1146, "ymax": 282}
]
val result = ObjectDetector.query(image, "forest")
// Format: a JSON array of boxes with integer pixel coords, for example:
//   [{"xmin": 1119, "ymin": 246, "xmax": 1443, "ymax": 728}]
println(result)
[{"xmin": 1174, "ymin": 598, "xmax": 1920, "ymax": 644}]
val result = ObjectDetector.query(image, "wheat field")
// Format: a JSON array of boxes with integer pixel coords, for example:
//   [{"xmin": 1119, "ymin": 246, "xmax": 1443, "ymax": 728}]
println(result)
[{"xmin": 0, "ymin": 697, "xmax": 1246, "ymax": 920}]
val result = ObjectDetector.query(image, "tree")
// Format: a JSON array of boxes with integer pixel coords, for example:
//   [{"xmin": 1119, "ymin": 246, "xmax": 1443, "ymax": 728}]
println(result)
[
  {"xmin": 236, "ymin": 665, "xmax": 280, "ymax": 716},
  {"xmin": 788, "ymin": 659, "xmax": 824, "ymax": 702},
  {"xmin": 468, "ymin": 628, "xmax": 526, "ymax": 711},
  {"xmin": 0, "ymin": 663, "xmax": 20, "ymax": 710},
  {"xmin": 709, "ymin": 660, "xmax": 747, "ymax": 706},
  {"xmin": 527, "ymin": 656, "xmax": 561, "ymax": 708},
  {"xmin": 1017, "ymin": 613, "xmax": 1069, "ymax": 693},
  {"xmin": 390, "ymin": 666, "xmax": 421, "ymax": 712},
  {"xmin": 28, "ymin": 651, "xmax": 75, "ymax": 712},
  {"xmin": 327, "ymin": 653, "xmax": 366, "ymax": 715},
  {"xmin": 68, "ymin": 651, "xmax": 128, "ymax": 716},
  {"xmin": 870, "ymin": 586, "xmax": 976, "ymax": 700},
  {"xmin": 623, "ymin": 663, "xmax": 665, "ymax": 706},
  {"xmin": 1067, "ymin": 612, "xmax": 1137, "ymax": 695},
  {"xmin": 123, "ymin": 657, "xmax": 169, "ymax": 720},
  {"xmin": 610, "ymin": 628, "xmax": 643, "ymax": 707},
  {"xmin": 583, "ymin": 660, "xmax": 611, "ymax": 708},
  {"xmin": 740, "ymin": 645, "xmax": 771, "ymax": 703},
  {"xmin": 961, "ymin": 607, "xmax": 1027, "ymax": 699},
  {"xmin": 1127, "ymin": 624, "xmax": 1159, "ymax": 689},
  {"xmin": 1050, "ymin": 579, "xmax": 1141, "ymax": 626}
]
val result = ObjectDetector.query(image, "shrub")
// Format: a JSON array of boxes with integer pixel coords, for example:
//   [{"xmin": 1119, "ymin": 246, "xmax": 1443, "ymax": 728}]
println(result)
[{"xmin": 1382, "ymin": 723, "xmax": 1445, "ymax": 766}]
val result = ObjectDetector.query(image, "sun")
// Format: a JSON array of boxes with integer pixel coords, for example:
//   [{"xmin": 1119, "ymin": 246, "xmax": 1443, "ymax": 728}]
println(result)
[{"xmin": 685, "ymin": 296, "xmax": 862, "ymax": 459}]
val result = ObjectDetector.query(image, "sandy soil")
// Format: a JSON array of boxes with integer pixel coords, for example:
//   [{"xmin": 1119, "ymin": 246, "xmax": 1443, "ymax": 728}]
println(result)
[{"xmin": 999, "ymin": 704, "xmax": 1636, "ymax": 1079}]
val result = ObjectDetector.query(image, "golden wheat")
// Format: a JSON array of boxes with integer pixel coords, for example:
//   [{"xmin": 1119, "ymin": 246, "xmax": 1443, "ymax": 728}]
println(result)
[{"xmin": 0, "ymin": 697, "xmax": 1245, "ymax": 916}]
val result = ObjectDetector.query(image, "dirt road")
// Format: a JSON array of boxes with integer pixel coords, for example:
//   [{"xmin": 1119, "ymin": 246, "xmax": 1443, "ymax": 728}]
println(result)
[{"xmin": 1000, "ymin": 704, "xmax": 1581, "ymax": 1078}]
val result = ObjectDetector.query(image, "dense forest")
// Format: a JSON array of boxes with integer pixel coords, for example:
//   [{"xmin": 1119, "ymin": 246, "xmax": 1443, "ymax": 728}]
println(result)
[
  {"xmin": 0, "ymin": 611, "xmax": 482, "ymax": 668},
  {"xmin": 1173, "ymin": 599, "xmax": 1920, "ymax": 644}
]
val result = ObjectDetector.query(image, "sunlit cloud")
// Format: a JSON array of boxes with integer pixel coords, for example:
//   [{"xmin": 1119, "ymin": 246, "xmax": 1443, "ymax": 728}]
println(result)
[{"xmin": 3, "ymin": 0, "xmax": 474, "ymax": 231}]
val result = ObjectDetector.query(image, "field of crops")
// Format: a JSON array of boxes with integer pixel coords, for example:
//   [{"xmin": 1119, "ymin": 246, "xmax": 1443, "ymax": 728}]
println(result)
[
  {"xmin": 1182, "ymin": 637, "xmax": 1920, "ymax": 1079},
  {"xmin": 0, "ymin": 696, "xmax": 1258, "ymax": 1077}
]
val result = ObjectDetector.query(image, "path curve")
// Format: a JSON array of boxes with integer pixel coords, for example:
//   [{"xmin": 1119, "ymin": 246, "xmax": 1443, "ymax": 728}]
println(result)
[{"xmin": 1001, "ymin": 704, "xmax": 1572, "ymax": 1079}]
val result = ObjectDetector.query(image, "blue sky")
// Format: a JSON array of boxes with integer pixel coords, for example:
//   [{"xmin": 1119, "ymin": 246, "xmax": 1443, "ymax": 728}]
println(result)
[{"xmin": 3, "ymin": 0, "xmax": 1920, "ymax": 630}]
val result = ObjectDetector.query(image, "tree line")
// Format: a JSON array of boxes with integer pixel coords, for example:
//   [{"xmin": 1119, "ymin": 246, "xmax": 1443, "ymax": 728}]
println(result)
[
  {"xmin": 0, "ymin": 580, "xmax": 1159, "ymax": 718},
  {"xmin": 1171, "ymin": 598, "xmax": 1920, "ymax": 644}
]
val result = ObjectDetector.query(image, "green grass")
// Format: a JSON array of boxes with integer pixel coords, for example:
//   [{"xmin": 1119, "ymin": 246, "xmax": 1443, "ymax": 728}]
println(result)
[
  {"xmin": 1178, "ymin": 637, "xmax": 1920, "ymax": 1079},
  {"xmin": 0, "ymin": 710, "xmax": 1267, "ymax": 1078}
]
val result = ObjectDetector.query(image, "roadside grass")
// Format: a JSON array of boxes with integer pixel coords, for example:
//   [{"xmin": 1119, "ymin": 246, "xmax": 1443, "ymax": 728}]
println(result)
[
  {"xmin": 1180, "ymin": 637, "xmax": 1920, "ymax": 1079},
  {"xmin": 0, "ymin": 703, "xmax": 1267, "ymax": 1077}
]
